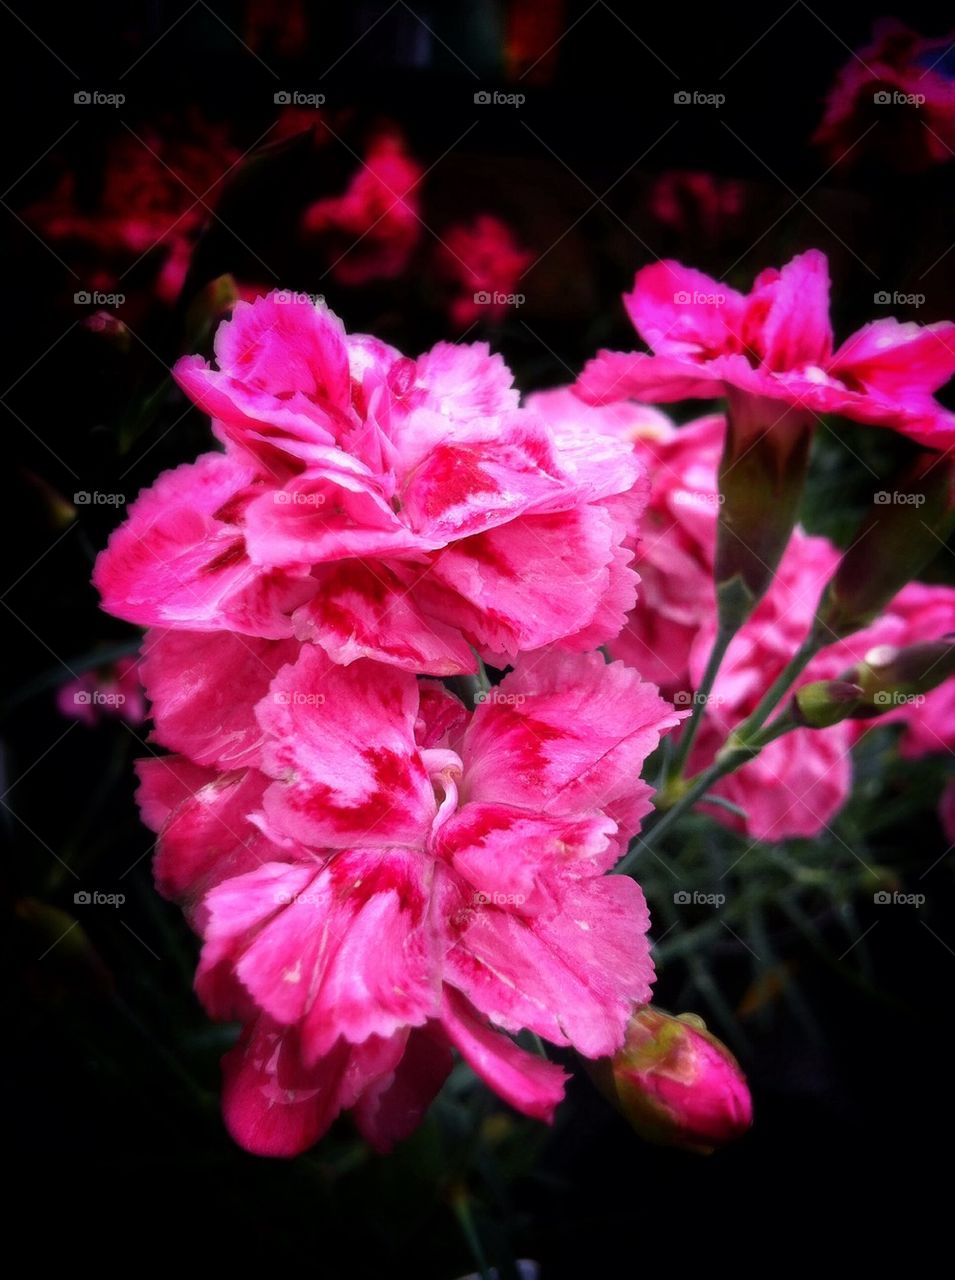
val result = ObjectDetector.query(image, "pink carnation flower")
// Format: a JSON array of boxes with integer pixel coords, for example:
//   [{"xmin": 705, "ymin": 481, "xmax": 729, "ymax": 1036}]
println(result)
[
  {"xmin": 578, "ymin": 251, "xmax": 955, "ymax": 451},
  {"xmin": 57, "ymin": 657, "xmax": 146, "ymax": 727},
  {"xmin": 95, "ymin": 294, "xmax": 646, "ymax": 674},
  {"xmin": 866, "ymin": 580, "xmax": 955, "ymax": 758},
  {"xmin": 302, "ymin": 131, "xmax": 422, "ymax": 285},
  {"xmin": 435, "ymin": 215, "xmax": 533, "ymax": 328},
  {"xmin": 529, "ymin": 389, "xmax": 718, "ymax": 695},
  {"xmin": 136, "ymin": 643, "xmax": 681, "ymax": 1155},
  {"xmin": 533, "ymin": 393, "xmax": 955, "ymax": 840},
  {"xmin": 813, "ymin": 20, "xmax": 955, "ymax": 173}
]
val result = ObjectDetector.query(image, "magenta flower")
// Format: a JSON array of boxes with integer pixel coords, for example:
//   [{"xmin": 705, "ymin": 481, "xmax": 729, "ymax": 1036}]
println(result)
[
  {"xmin": 57, "ymin": 657, "xmax": 146, "ymax": 727},
  {"xmin": 813, "ymin": 20, "xmax": 955, "ymax": 173},
  {"xmin": 302, "ymin": 131, "xmax": 422, "ymax": 285},
  {"xmin": 435, "ymin": 214, "xmax": 533, "ymax": 328},
  {"xmin": 95, "ymin": 294, "xmax": 645, "ymax": 674},
  {"xmin": 578, "ymin": 252, "xmax": 955, "ymax": 451},
  {"xmin": 136, "ymin": 642, "xmax": 681, "ymax": 1155}
]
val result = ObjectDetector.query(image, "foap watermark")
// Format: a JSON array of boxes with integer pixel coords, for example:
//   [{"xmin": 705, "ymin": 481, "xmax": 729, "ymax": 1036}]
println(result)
[
  {"xmin": 74, "ymin": 890, "xmax": 126, "ymax": 907},
  {"xmin": 874, "ymin": 89, "xmax": 924, "ymax": 107},
  {"xmin": 473, "ymin": 890, "xmax": 526, "ymax": 908},
  {"xmin": 274, "ymin": 290, "xmax": 325, "ymax": 306},
  {"xmin": 874, "ymin": 490, "xmax": 925, "ymax": 506},
  {"xmin": 674, "ymin": 890, "xmax": 726, "ymax": 907},
  {"xmin": 874, "ymin": 889, "xmax": 925, "ymax": 907},
  {"xmin": 873, "ymin": 690, "xmax": 926, "ymax": 708},
  {"xmin": 874, "ymin": 291, "xmax": 924, "ymax": 308},
  {"xmin": 674, "ymin": 90, "xmax": 725, "ymax": 108},
  {"xmin": 74, "ymin": 290, "xmax": 125, "ymax": 307},
  {"xmin": 73, "ymin": 690, "xmax": 126, "ymax": 710},
  {"xmin": 674, "ymin": 289, "xmax": 726, "ymax": 306},
  {"xmin": 274, "ymin": 91, "xmax": 325, "ymax": 107},
  {"xmin": 274, "ymin": 491, "xmax": 326, "ymax": 506},
  {"xmin": 474, "ymin": 289, "xmax": 525, "ymax": 309},
  {"xmin": 475, "ymin": 690, "xmax": 526, "ymax": 707},
  {"xmin": 273, "ymin": 690, "xmax": 326, "ymax": 706},
  {"xmin": 74, "ymin": 491, "xmax": 126, "ymax": 506},
  {"xmin": 274, "ymin": 889, "xmax": 322, "ymax": 906},
  {"xmin": 74, "ymin": 90, "xmax": 125, "ymax": 107},
  {"xmin": 673, "ymin": 490, "xmax": 724, "ymax": 508},
  {"xmin": 673, "ymin": 690, "xmax": 726, "ymax": 708},
  {"xmin": 474, "ymin": 89, "xmax": 525, "ymax": 107}
]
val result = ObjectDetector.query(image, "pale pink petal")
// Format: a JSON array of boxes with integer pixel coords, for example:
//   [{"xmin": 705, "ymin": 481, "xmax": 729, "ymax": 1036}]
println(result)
[
  {"xmin": 440, "ymin": 987, "xmax": 568, "ymax": 1121},
  {"xmin": 445, "ymin": 875, "xmax": 653, "ymax": 1058},
  {"xmin": 135, "ymin": 756, "xmax": 217, "ymax": 832},
  {"xmin": 461, "ymin": 651, "xmax": 682, "ymax": 838},
  {"xmin": 293, "ymin": 560, "xmax": 477, "ymax": 675},
  {"xmin": 419, "ymin": 506, "xmax": 623, "ymax": 662},
  {"xmin": 141, "ymin": 629, "xmax": 297, "ymax": 768},
  {"xmin": 398, "ymin": 414, "xmax": 573, "ymax": 540},
  {"xmin": 623, "ymin": 261, "xmax": 746, "ymax": 357},
  {"xmin": 257, "ymin": 646, "xmax": 435, "ymax": 848},
  {"xmin": 243, "ymin": 469, "xmax": 434, "ymax": 566},
  {"xmin": 93, "ymin": 452, "xmax": 316, "ymax": 636},
  {"xmin": 578, "ymin": 349, "xmax": 724, "ymax": 405}
]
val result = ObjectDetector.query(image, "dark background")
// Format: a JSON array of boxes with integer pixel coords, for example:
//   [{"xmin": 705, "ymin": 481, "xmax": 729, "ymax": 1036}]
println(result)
[{"xmin": 2, "ymin": 2, "xmax": 953, "ymax": 1273}]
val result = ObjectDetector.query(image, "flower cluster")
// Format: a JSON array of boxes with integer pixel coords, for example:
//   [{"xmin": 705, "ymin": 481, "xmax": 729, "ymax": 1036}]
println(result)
[{"xmin": 95, "ymin": 292, "xmax": 681, "ymax": 1154}]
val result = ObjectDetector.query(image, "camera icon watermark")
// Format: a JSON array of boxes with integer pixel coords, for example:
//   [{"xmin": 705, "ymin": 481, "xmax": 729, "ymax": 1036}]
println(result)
[
  {"xmin": 272, "ymin": 690, "xmax": 326, "ymax": 706},
  {"xmin": 873, "ymin": 290, "xmax": 924, "ymax": 307},
  {"xmin": 674, "ymin": 90, "xmax": 725, "ymax": 108},
  {"xmin": 274, "ymin": 91, "xmax": 325, "ymax": 107},
  {"xmin": 74, "ymin": 90, "xmax": 125, "ymax": 107},
  {"xmin": 74, "ymin": 491, "xmax": 126, "ymax": 506},
  {"xmin": 873, "ymin": 889, "xmax": 925, "ymax": 907},
  {"xmin": 473, "ymin": 90, "xmax": 525, "ymax": 107},
  {"xmin": 673, "ymin": 890, "xmax": 726, "ymax": 907},
  {"xmin": 473, "ymin": 289, "xmax": 525, "ymax": 308},
  {"xmin": 873, "ymin": 89, "xmax": 925, "ymax": 107},
  {"xmin": 473, "ymin": 890, "xmax": 527, "ymax": 907},
  {"xmin": 273, "ymin": 289, "xmax": 325, "ymax": 306},
  {"xmin": 873, "ymin": 490, "xmax": 925, "ymax": 506},
  {"xmin": 673, "ymin": 690, "xmax": 725, "ymax": 707},
  {"xmin": 474, "ymin": 690, "xmax": 526, "ymax": 707},
  {"xmin": 74, "ymin": 889, "xmax": 126, "ymax": 907},
  {"xmin": 74, "ymin": 290, "xmax": 125, "ymax": 307},
  {"xmin": 674, "ymin": 289, "xmax": 726, "ymax": 306}
]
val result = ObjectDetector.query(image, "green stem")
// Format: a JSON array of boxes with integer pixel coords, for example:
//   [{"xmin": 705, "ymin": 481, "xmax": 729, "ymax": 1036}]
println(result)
[
  {"xmin": 616, "ymin": 718, "xmax": 795, "ymax": 876},
  {"xmin": 667, "ymin": 625, "xmax": 735, "ymax": 780},
  {"xmin": 451, "ymin": 1192, "xmax": 492, "ymax": 1280},
  {"xmin": 732, "ymin": 624, "xmax": 824, "ymax": 742}
]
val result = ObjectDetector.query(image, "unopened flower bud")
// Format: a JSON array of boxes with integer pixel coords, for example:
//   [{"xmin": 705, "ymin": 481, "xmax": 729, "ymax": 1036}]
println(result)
[
  {"xmin": 849, "ymin": 636, "xmax": 955, "ymax": 716},
  {"xmin": 589, "ymin": 1006, "xmax": 752, "ymax": 1154},
  {"xmin": 815, "ymin": 456, "xmax": 955, "ymax": 640},
  {"xmin": 793, "ymin": 680, "xmax": 864, "ymax": 728}
]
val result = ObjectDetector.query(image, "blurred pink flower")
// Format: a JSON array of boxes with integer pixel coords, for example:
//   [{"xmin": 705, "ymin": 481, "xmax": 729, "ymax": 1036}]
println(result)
[
  {"xmin": 26, "ymin": 112, "xmax": 238, "ymax": 304},
  {"xmin": 57, "ymin": 657, "xmax": 146, "ymax": 727},
  {"xmin": 649, "ymin": 170, "xmax": 745, "ymax": 242},
  {"xmin": 137, "ymin": 646, "xmax": 680, "ymax": 1155},
  {"xmin": 302, "ymin": 131, "xmax": 422, "ymax": 284},
  {"xmin": 578, "ymin": 252, "xmax": 955, "ymax": 451},
  {"xmin": 96, "ymin": 294, "xmax": 646, "ymax": 674},
  {"xmin": 813, "ymin": 20, "xmax": 955, "ymax": 173},
  {"xmin": 435, "ymin": 215, "xmax": 533, "ymax": 328},
  {"xmin": 536, "ymin": 393, "xmax": 955, "ymax": 839}
]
